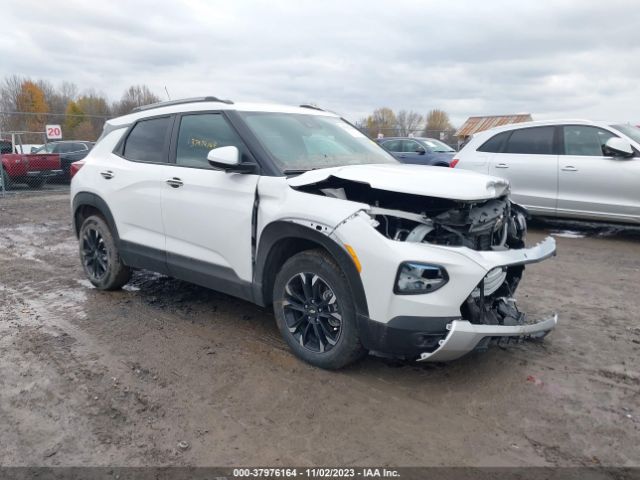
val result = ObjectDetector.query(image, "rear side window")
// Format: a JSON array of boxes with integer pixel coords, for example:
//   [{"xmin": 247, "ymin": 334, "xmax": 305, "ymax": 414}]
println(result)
[
  {"xmin": 563, "ymin": 126, "xmax": 616, "ymax": 156},
  {"xmin": 122, "ymin": 116, "xmax": 172, "ymax": 162},
  {"xmin": 504, "ymin": 127, "xmax": 555, "ymax": 155},
  {"xmin": 477, "ymin": 131, "xmax": 510, "ymax": 153}
]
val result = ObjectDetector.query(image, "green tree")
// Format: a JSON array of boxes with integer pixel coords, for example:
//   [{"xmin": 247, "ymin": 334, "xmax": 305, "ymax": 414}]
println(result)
[{"xmin": 64, "ymin": 101, "xmax": 85, "ymax": 139}]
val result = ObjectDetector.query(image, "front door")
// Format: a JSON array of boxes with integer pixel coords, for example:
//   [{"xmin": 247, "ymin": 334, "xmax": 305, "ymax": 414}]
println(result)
[
  {"xmin": 557, "ymin": 125, "xmax": 640, "ymax": 222},
  {"xmin": 161, "ymin": 112, "xmax": 259, "ymax": 286}
]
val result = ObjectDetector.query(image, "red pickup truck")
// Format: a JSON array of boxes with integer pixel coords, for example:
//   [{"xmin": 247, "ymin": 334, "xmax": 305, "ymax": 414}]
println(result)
[{"xmin": 1, "ymin": 139, "xmax": 62, "ymax": 189}]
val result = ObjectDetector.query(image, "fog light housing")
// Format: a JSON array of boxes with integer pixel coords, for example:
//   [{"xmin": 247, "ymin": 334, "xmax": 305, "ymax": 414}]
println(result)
[{"xmin": 394, "ymin": 262, "xmax": 449, "ymax": 295}]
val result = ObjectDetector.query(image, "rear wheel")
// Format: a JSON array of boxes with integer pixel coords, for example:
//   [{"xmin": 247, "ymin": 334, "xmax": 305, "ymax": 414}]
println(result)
[
  {"xmin": 27, "ymin": 177, "xmax": 46, "ymax": 189},
  {"xmin": 1, "ymin": 168, "xmax": 12, "ymax": 191},
  {"xmin": 273, "ymin": 249, "xmax": 366, "ymax": 369},
  {"xmin": 79, "ymin": 215, "xmax": 131, "ymax": 290}
]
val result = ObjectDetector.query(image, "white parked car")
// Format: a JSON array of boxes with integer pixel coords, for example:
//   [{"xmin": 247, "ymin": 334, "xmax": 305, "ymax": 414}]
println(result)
[
  {"xmin": 71, "ymin": 97, "xmax": 557, "ymax": 369},
  {"xmin": 452, "ymin": 120, "xmax": 640, "ymax": 224}
]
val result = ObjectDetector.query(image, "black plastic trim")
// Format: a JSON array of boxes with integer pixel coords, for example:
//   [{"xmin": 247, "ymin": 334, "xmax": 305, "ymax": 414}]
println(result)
[
  {"xmin": 166, "ymin": 252, "xmax": 253, "ymax": 302},
  {"xmin": 253, "ymin": 221, "xmax": 369, "ymax": 317},
  {"xmin": 72, "ymin": 192, "xmax": 120, "ymax": 241},
  {"xmin": 119, "ymin": 240, "xmax": 169, "ymax": 275},
  {"xmin": 358, "ymin": 314, "xmax": 457, "ymax": 356}
]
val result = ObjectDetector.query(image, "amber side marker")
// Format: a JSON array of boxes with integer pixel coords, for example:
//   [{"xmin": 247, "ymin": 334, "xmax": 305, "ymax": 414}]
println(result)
[{"xmin": 344, "ymin": 244, "xmax": 362, "ymax": 273}]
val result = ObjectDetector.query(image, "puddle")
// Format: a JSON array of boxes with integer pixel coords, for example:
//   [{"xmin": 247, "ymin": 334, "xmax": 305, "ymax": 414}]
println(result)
[{"xmin": 550, "ymin": 230, "xmax": 585, "ymax": 239}]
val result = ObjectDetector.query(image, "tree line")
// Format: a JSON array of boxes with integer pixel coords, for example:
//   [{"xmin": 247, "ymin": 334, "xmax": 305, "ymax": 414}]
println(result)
[
  {"xmin": 0, "ymin": 75, "xmax": 161, "ymax": 142},
  {"xmin": 357, "ymin": 108, "xmax": 457, "ymax": 142}
]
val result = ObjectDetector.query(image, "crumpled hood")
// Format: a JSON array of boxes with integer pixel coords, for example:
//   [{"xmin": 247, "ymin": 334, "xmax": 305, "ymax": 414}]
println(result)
[{"xmin": 287, "ymin": 163, "xmax": 510, "ymax": 201}]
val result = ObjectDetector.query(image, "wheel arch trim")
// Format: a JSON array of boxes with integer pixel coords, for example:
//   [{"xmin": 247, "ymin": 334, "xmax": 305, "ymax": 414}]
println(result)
[
  {"xmin": 72, "ymin": 191, "xmax": 120, "ymax": 244},
  {"xmin": 253, "ymin": 220, "xmax": 369, "ymax": 318}
]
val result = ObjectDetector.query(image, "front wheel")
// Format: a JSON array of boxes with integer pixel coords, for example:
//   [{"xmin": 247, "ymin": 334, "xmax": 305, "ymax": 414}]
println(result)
[
  {"xmin": 79, "ymin": 215, "xmax": 131, "ymax": 290},
  {"xmin": 273, "ymin": 249, "xmax": 366, "ymax": 369}
]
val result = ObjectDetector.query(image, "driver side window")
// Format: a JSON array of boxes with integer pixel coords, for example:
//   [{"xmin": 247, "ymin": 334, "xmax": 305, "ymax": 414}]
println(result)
[
  {"xmin": 175, "ymin": 113, "xmax": 247, "ymax": 169},
  {"xmin": 401, "ymin": 140, "xmax": 422, "ymax": 153},
  {"xmin": 562, "ymin": 126, "xmax": 616, "ymax": 156}
]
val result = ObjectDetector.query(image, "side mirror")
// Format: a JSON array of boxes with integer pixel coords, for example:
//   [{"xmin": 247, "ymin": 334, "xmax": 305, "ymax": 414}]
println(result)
[
  {"xmin": 415, "ymin": 146, "xmax": 426, "ymax": 155},
  {"xmin": 603, "ymin": 137, "xmax": 634, "ymax": 158},
  {"xmin": 207, "ymin": 146, "xmax": 256, "ymax": 173},
  {"xmin": 30, "ymin": 147, "xmax": 37, "ymax": 153}
]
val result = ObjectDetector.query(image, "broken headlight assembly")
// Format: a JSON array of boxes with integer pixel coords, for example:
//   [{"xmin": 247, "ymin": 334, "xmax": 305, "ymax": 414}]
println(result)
[{"xmin": 394, "ymin": 262, "xmax": 449, "ymax": 294}]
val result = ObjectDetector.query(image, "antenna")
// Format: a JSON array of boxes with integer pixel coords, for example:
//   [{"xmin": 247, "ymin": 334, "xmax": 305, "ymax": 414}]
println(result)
[{"xmin": 164, "ymin": 86, "xmax": 171, "ymax": 100}]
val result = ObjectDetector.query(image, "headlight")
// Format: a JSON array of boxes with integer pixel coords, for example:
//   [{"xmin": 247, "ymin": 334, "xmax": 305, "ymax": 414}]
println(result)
[{"xmin": 394, "ymin": 262, "xmax": 449, "ymax": 295}]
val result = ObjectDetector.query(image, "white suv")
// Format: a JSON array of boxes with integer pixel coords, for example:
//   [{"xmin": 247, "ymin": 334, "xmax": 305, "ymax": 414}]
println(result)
[
  {"xmin": 71, "ymin": 97, "xmax": 557, "ymax": 369},
  {"xmin": 452, "ymin": 120, "xmax": 640, "ymax": 224}
]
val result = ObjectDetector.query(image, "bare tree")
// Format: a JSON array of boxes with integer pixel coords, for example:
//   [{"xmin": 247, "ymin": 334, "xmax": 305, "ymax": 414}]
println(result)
[
  {"xmin": 396, "ymin": 110, "xmax": 423, "ymax": 137},
  {"xmin": 112, "ymin": 85, "xmax": 161, "ymax": 116}
]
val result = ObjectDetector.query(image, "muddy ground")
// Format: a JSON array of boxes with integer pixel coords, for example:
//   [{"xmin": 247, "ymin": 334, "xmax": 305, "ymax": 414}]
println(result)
[{"xmin": 0, "ymin": 191, "xmax": 638, "ymax": 467}]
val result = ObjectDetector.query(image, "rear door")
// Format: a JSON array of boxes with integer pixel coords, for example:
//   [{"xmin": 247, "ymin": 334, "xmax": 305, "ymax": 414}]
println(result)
[
  {"xmin": 160, "ymin": 111, "xmax": 259, "ymax": 285},
  {"xmin": 489, "ymin": 126, "xmax": 558, "ymax": 213},
  {"xmin": 102, "ymin": 115, "xmax": 173, "ymax": 265},
  {"xmin": 557, "ymin": 125, "xmax": 640, "ymax": 222}
]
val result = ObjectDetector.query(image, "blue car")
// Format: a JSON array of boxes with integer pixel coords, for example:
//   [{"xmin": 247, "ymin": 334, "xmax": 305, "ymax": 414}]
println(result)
[{"xmin": 376, "ymin": 137, "xmax": 456, "ymax": 166}]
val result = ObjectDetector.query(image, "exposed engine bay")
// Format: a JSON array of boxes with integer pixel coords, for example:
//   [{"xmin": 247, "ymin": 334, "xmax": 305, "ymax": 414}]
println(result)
[{"xmin": 295, "ymin": 176, "xmax": 533, "ymax": 332}]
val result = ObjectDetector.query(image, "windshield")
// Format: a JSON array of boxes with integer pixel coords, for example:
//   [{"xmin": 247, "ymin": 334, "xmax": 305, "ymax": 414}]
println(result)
[
  {"xmin": 612, "ymin": 124, "xmax": 640, "ymax": 144},
  {"xmin": 238, "ymin": 112, "xmax": 397, "ymax": 172},
  {"xmin": 422, "ymin": 138, "xmax": 455, "ymax": 153}
]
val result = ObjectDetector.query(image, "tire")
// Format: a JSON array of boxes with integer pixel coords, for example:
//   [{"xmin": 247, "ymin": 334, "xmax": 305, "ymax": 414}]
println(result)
[
  {"xmin": 273, "ymin": 249, "xmax": 367, "ymax": 369},
  {"xmin": 27, "ymin": 177, "xmax": 46, "ymax": 189},
  {"xmin": 78, "ymin": 215, "xmax": 131, "ymax": 290},
  {"xmin": 1, "ymin": 168, "xmax": 11, "ymax": 191}
]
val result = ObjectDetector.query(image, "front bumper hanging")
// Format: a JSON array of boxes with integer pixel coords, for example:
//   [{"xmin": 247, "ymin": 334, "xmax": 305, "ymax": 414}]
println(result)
[{"xmin": 417, "ymin": 313, "xmax": 558, "ymax": 362}]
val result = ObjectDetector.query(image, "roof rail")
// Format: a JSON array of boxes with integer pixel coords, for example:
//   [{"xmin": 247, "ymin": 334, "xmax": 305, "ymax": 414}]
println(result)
[
  {"xmin": 299, "ymin": 104, "xmax": 325, "ymax": 112},
  {"xmin": 131, "ymin": 96, "xmax": 234, "ymax": 113}
]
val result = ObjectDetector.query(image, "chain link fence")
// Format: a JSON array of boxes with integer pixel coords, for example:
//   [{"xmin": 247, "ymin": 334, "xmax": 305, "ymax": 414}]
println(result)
[{"xmin": 1, "ymin": 111, "xmax": 108, "ymax": 196}]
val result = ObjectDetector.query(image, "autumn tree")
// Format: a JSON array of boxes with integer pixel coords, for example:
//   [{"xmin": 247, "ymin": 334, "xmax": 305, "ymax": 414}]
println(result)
[
  {"xmin": 15, "ymin": 80, "xmax": 50, "ymax": 135},
  {"xmin": 364, "ymin": 107, "xmax": 397, "ymax": 138},
  {"xmin": 396, "ymin": 110, "xmax": 423, "ymax": 137},
  {"xmin": 77, "ymin": 93, "xmax": 111, "ymax": 140},
  {"xmin": 63, "ymin": 101, "xmax": 85, "ymax": 138},
  {"xmin": 424, "ymin": 109, "xmax": 453, "ymax": 134}
]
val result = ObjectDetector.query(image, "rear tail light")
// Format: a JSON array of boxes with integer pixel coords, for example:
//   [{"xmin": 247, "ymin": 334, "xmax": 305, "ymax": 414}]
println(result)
[
  {"xmin": 70, "ymin": 160, "xmax": 85, "ymax": 179},
  {"xmin": 450, "ymin": 159, "xmax": 459, "ymax": 168}
]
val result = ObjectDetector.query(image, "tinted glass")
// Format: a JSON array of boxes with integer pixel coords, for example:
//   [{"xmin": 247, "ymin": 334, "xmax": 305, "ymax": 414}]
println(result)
[
  {"xmin": 612, "ymin": 124, "xmax": 640, "ymax": 144},
  {"xmin": 176, "ymin": 114, "xmax": 246, "ymax": 169},
  {"xmin": 35, "ymin": 143, "xmax": 57, "ymax": 154},
  {"xmin": 563, "ymin": 126, "xmax": 615, "ymax": 156},
  {"xmin": 382, "ymin": 140, "xmax": 402, "ymax": 152},
  {"xmin": 402, "ymin": 140, "xmax": 422, "ymax": 153},
  {"xmin": 477, "ymin": 131, "xmax": 510, "ymax": 153},
  {"xmin": 0, "ymin": 141, "xmax": 11, "ymax": 154},
  {"xmin": 504, "ymin": 127, "xmax": 555, "ymax": 155},
  {"xmin": 239, "ymin": 112, "xmax": 396, "ymax": 172},
  {"xmin": 123, "ymin": 116, "xmax": 171, "ymax": 162}
]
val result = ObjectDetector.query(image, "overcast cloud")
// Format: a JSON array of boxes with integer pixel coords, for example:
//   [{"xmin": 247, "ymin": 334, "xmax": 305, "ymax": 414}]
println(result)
[{"xmin": 1, "ymin": 0, "xmax": 639, "ymax": 125}]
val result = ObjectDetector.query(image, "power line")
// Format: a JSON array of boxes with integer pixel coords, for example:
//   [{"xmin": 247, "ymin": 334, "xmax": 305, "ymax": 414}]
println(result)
[{"xmin": 0, "ymin": 110, "xmax": 110, "ymax": 119}]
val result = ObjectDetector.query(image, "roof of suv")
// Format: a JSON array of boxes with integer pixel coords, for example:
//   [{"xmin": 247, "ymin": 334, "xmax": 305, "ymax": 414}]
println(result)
[
  {"xmin": 475, "ymin": 119, "xmax": 619, "ymax": 137},
  {"xmin": 107, "ymin": 99, "xmax": 339, "ymax": 129}
]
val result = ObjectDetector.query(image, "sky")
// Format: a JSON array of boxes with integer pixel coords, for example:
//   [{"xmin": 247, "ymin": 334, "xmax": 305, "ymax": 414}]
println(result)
[{"xmin": 1, "ymin": 0, "xmax": 639, "ymax": 126}]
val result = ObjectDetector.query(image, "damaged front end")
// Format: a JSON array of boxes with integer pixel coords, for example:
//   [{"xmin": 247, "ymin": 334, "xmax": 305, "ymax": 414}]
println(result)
[{"xmin": 293, "ymin": 172, "xmax": 557, "ymax": 361}]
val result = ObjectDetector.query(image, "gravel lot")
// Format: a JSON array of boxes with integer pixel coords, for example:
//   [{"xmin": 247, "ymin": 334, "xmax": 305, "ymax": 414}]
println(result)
[{"xmin": 0, "ymin": 192, "xmax": 639, "ymax": 467}]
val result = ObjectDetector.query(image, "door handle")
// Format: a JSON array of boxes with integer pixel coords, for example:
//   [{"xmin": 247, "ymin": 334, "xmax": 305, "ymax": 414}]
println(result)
[
  {"xmin": 495, "ymin": 163, "xmax": 509, "ymax": 169},
  {"xmin": 166, "ymin": 177, "xmax": 183, "ymax": 188},
  {"xmin": 561, "ymin": 166, "xmax": 578, "ymax": 172},
  {"xmin": 100, "ymin": 170, "xmax": 114, "ymax": 179}
]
